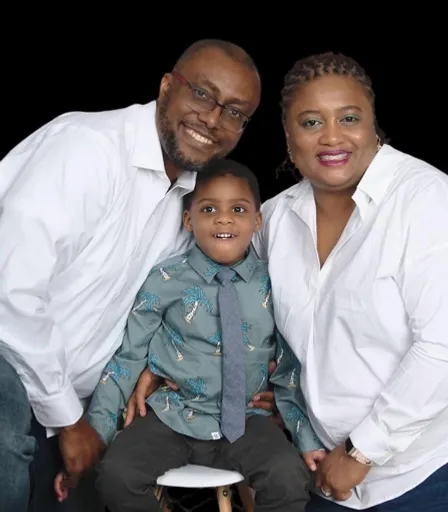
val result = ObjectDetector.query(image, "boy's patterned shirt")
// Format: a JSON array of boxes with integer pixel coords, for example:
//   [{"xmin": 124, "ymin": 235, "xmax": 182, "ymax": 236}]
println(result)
[{"xmin": 87, "ymin": 244, "xmax": 324, "ymax": 453}]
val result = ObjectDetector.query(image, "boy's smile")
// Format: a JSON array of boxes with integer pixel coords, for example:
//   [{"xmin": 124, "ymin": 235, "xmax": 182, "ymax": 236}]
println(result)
[{"xmin": 183, "ymin": 174, "xmax": 262, "ymax": 266}]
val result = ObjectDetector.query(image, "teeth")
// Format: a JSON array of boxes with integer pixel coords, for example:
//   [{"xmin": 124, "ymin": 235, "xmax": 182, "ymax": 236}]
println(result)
[
  {"xmin": 319, "ymin": 153, "xmax": 348, "ymax": 161},
  {"xmin": 214, "ymin": 233, "xmax": 233, "ymax": 238},
  {"xmin": 185, "ymin": 128, "xmax": 213, "ymax": 145}
]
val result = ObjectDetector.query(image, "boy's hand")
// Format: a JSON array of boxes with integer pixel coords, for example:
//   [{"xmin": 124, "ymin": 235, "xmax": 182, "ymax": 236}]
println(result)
[
  {"xmin": 303, "ymin": 449, "xmax": 327, "ymax": 472},
  {"xmin": 124, "ymin": 368, "xmax": 179, "ymax": 427},
  {"xmin": 54, "ymin": 471, "xmax": 69, "ymax": 502}
]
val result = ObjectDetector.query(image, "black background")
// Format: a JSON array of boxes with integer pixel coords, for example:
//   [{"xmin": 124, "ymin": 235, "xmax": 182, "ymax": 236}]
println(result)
[{"xmin": 3, "ymin": 25, "xmax": 445, "ymax": 203}]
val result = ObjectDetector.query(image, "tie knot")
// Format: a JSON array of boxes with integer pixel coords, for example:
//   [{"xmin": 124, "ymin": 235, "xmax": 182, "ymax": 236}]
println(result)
[{"xmin": 216, "ymin": 267, "xmax": 236, "ymax": 285}]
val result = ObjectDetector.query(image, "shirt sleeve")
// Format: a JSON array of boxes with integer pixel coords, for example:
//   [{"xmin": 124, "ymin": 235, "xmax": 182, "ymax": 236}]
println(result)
[
  {"xmin": 0, "ymin": 128, "xmax": 110, "ymax": 428},
  {"xmin": 86, "ymin": 271, "xmax": 166, "ymax": 445},
  {"xmin": 350, "ymin": 180, "xmax": 448, "ymax": 465},
  {"xmin": 270, "ymin": 330, "xmax": 325, "ymax": 453}
]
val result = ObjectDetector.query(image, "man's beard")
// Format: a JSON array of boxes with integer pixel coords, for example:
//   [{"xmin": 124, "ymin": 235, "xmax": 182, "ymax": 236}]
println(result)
[{"xmin": 157, "ymin": 97, "xmax": 221, "ymax": 174}]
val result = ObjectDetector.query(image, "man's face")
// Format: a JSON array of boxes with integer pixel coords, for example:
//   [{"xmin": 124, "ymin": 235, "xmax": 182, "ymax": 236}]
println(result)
[{"xmin": 156, "ymin": 47, "xmax": 261, "ymax": 173}]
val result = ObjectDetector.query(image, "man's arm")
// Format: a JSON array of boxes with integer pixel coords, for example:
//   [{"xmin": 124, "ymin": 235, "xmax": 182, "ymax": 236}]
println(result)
[
  {"xmin": 270, "ymin": 330, "xmax": 325, "ymax": 454},
  {"xmin": 0, "ymin": 129, "xmax": 110, "ymax": 427},
  {"xmin": 86, "ymin": 276, "xmax": 165, "ymax": 445}
]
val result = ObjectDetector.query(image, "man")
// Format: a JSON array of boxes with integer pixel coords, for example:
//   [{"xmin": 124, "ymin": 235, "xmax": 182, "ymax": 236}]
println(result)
[{"xmin": 0, "ymin": 39, "xmax": 261, "ymax": 511}]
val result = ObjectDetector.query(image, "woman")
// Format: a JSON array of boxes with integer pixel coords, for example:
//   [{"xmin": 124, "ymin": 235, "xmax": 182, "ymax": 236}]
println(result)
[{"xmin": 252, "ymin": 52, "xmax": 448, "ymax": 510}]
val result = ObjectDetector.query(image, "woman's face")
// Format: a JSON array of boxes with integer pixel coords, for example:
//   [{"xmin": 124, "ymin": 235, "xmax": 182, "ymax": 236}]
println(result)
[{"xmin": 284, "ymin": 74, "xmax": 378, "ymax": 192}]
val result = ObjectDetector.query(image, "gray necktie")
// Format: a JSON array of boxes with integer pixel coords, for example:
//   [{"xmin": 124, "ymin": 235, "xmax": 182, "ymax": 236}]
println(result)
[{"xmin": 216, "ymin": 267, "xmax": 246, "ymax": 443}]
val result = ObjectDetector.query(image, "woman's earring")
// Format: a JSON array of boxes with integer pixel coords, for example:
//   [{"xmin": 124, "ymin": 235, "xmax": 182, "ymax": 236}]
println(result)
[{"xmin": 287, "ymin": 146, "xmax": 292, "ymax": 160}]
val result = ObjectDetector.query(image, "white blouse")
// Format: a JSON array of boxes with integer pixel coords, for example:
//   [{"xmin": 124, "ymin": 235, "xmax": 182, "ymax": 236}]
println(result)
[{"xmin": 253, "ymin": 144, "xmax": 448, "ymax": 509}]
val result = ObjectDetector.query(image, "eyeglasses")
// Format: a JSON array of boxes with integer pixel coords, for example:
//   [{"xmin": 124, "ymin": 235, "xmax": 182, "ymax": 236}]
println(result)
[{"xmin": 172, "ymin": 71, "xmax": 250, "ymax": 134}]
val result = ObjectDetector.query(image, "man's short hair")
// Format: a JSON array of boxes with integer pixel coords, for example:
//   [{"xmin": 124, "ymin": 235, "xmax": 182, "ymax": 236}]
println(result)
[{"xmin": 174, "ymin": 39, "xmax": 259, "ymax": 77}]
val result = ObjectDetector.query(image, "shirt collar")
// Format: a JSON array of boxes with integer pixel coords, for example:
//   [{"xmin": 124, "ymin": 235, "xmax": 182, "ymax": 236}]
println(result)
[
  {"xmin": 291, "ymin": 144, "xmax": 402, "ymax": 224},
  {"xmin": 130, "ymin": 100, "xmax": 196, "ymax": 193},
  {"xmin": 354, "ymin": 144, "xmax": 403, "ymax": 208},
  {"xmin": 130, "ymin": 101, "xmax": 165, "ymax": 173},
  {"xmin": 188, "ymin": 243, "xmax": 261, "ymax": 284}
]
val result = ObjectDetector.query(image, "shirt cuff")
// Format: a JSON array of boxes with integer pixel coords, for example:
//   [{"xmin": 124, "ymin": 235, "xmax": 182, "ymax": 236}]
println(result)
[
  {"xmin": 30, "ymin": 385, "xmax": 84, "ymax": 428},
  {"xmin": 299, "ymin": 435, "xmax": 326, "ymax": 454},
  {"xmin": 87, "ymin": 411, "xmax": 117, "ymax": 446},
  {"xmin": 349, "ymin": 415, "xmax": 394, "ymax": 466}
]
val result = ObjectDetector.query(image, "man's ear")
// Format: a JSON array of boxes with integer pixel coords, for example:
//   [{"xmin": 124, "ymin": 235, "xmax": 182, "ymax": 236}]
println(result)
[{"xmin": 158, "ymin": 73, "xmax": 173, "ymax": 99}]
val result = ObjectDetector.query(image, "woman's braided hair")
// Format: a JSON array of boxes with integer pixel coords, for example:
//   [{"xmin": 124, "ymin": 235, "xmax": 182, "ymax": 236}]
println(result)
[{"xmin": 277, "ymin": 52, "xmax": 388, "ymax": 178}]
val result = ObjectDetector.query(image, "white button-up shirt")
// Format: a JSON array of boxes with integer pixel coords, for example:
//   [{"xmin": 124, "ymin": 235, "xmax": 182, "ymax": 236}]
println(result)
[
  {"xmin": 253, "ymin": 144, "xmax": 448, "ymax": 509},
  {"xmin": 0, "ymin": 101, "xmax": 195, "ymax": 434}
]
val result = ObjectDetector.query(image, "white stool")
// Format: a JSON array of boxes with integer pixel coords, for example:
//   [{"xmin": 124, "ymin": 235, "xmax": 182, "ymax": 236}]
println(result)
[{"xmin": 154, "ymin": 464, "xmax": 254, "ymax": 511}]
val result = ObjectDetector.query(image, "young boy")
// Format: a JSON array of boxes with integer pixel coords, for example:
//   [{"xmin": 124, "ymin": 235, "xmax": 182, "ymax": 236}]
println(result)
[{"xmin": 60, "ymin": 160, "xmax": 325, "ymax": 511}]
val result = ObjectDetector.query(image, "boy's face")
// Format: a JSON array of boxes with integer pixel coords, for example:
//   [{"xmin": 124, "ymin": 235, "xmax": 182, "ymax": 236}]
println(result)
[{"xmin": 183, "ymin": 174, "xmax": 262, "ymax": 266}]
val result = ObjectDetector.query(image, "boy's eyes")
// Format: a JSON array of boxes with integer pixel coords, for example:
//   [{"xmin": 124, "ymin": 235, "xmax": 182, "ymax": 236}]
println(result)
[{"xmin": 201, "ymin": 206, "xmax": 246, "ymax": 213}]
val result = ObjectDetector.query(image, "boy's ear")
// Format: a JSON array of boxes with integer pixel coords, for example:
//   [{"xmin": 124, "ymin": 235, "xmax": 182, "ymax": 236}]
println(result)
[
  {"xmin": 253, "ymin": 211, "xmax": 262, "ymax": 233},
  {"xmin": 183, "ymin": 210, "xmax": 193, "ymax": 232}
]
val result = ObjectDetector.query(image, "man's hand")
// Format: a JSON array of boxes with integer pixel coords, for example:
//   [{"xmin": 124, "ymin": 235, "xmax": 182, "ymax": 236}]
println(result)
[
  {"xmin": 58, "ymin": 416, "xmax": 105, "ymax": 488},
  {"xmin": 248, "ymin": 360, "xmax": 284, "ymax": 426},
  {"xmin": 316, "ymin": 442, "xmax": 371, "ymax": 502},
  {"xmin": 124, "ymin": 368, "xmax": 179, "ymax": 427}
]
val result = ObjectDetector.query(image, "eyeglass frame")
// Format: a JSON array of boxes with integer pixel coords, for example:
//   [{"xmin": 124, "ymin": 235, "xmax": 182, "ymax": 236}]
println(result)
[{"xmin": 171, "ymin": 71, "xmax": 251, "ymax": 133}]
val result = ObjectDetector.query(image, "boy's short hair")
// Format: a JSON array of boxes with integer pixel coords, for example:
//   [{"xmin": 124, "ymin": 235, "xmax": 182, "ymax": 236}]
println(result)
[{"xmin": 183, "ymin": 159, "xmax": 261, "ymax": 211}]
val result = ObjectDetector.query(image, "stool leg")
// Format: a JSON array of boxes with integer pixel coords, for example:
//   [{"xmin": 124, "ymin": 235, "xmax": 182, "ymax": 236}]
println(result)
[
  {"xmin": 154, "ymin": 485, "xmax": 163, "ymax": 501},
  {"xmin": 216, "ymin": 485, "xmax": 232, "ymax": 512},
  {"xmin": 236, "ymin": 482, "xmax": 255, "ymax": 512},
  {"xmin": 153, "ymin": 485, "xmax": 171, "ymax": 512}
]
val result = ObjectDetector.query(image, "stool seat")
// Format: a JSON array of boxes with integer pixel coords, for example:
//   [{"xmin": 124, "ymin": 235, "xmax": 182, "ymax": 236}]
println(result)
[{"xmin": 156, "ymin": 464, "xmax": 245, "ymax": 488}]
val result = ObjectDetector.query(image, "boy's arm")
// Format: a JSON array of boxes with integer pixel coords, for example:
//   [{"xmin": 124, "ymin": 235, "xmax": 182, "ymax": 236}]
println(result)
[
  {"xmin": 86, "ymin": 273, "xmax": 165, "ymax": 445},
  {"xmin": 270, "ymin": 329, "xmax": 325, "ymax": 454}
]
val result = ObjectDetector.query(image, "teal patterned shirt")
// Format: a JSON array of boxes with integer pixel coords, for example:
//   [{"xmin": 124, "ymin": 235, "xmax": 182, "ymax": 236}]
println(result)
[{"xmin": 87, "ymin": 244, "xmax": 324, "ymax": 454}]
